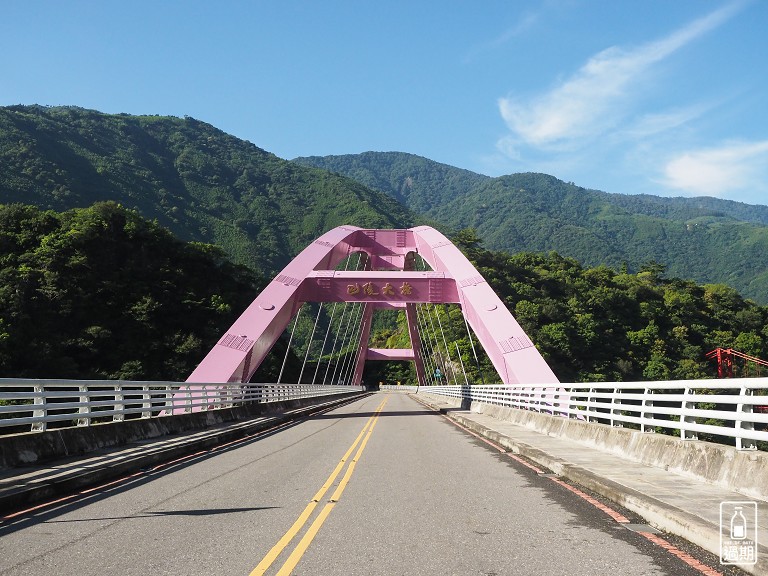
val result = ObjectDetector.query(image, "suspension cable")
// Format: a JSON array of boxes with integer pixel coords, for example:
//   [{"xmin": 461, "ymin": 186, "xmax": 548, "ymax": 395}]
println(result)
[
  {"xmin": 329, "ymin": 253, "xmax": 364, "ymax": 384},
  {"xmin": 333, "ymin": 304, "xmax": 357, "ymax": 385},
  {"xmin": 321, "ymin": 251, "xmax": 360, "ymax": 384},
  {"xmin": 456, "ymin": 342, "xmax": 470, "ymax": 386},
  {"xmin": 463, "ymin": 311, "xmax": 486, "ymax": 385},
  {"xmin": 424, "ymin": 303, "xmax": 449, "ymax": 384},
  {"xmin": 277, "ymin": 304, "xmax": 303, "ymax": 384},
  {"xmin": 417, "ymin": 303, "xmax": 440, "ymax": 385},
  {"xmin": 312, "ymin": 242, "xmax": 354, "ymax": 384},
  {"xmin": 312, "ymin": 302, "xmax": 338, "ymax": 384},
  {"xmin": 340, "ymin": 302, "xmax": 366, "ymax": 386},
  {"xmin": 434, "ymin": 304, "xmax": 459, "ymax": 385},
  {"xmin": 322, "ymin": 302, "xmax": 348, "ymax": 384},
  {"xmin": 413, "ymin": 257, "xmax": 440, "ymax": 385},
  {"xmin": 418, "ymin": 305, "xmax": 438, "ymax": 385},
  {"xmin": 298, "ymin": 302, "xmax": 324, "ymax": 384}
]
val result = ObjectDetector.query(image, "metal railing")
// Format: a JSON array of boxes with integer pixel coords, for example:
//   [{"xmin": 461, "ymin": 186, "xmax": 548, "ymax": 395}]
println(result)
[
  {"xmin": 417, "ymin": 379, "xmax": 768, "ymax": 450},
  {"xmin": 0, "ymin": 379, "xmax": 362, "ymax": 433},
  {"xmin": 380, "ymin": 385, "xmax": 419, "ymax": 392}
]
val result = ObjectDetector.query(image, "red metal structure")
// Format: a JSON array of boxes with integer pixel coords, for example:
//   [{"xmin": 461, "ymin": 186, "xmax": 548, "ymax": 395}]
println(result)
[
  {"xmin": 706, "ymin": 348, "xmax": 768, "ymax": 378},
  {"xmin": 187, "ymin": 225, "xmax": 559, "ymax": 386}
]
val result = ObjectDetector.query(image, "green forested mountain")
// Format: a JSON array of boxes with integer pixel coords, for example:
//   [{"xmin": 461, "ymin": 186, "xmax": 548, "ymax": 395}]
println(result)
[
  {"xmin": 293, "ymin": 153, "xmax": 768, "ymax": 302},
  {"xmin": 293, "ymin": 151, "xmax": 490, "ymax": 215},
  {"xmin": 452, "ymin": 231, "xmax": 768, "ymax": 383},
  {"xmin": 3, "ymin": 105, "xmax": 768, "ymax": 385},
  {"xmin": 0, "ymin": 105, "xmax": 418, "ymax": 277}
]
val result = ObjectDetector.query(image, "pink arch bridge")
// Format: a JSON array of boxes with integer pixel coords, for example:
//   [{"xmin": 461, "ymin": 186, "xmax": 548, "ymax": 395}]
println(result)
[{"xmin": 188, "ymin": 226, "xmax": 559, "ymax": 386}]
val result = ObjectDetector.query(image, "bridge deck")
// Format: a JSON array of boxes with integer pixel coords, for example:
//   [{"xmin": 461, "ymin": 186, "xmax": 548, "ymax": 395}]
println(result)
[{"xmin": 1, "ymin": 392, "xmax": 765, "ymax": 575}]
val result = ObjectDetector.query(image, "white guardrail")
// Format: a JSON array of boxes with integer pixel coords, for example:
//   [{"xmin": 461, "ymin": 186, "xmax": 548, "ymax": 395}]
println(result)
[
  {"xmin": 416, "ymin": 379, "xmax": 768, "ymax": 450},
  {"xmin": 0, "ymin": 379, "xmax": 362, "ymax": 433},
  {"xmin": 380, "ymin": 385, "xmax": 419, "ymax": 392}
]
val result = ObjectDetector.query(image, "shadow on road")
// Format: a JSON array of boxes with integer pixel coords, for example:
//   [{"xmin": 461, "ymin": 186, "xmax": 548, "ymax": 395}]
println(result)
[{"xmin": 40, "ymin": 506, "xmax": 281, "ymax": 524}]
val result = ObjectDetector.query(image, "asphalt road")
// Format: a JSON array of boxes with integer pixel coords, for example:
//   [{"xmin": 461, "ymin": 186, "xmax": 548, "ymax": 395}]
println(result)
[{"xmin": 0, "ymin": 392, "xmax": 722, "ymax": 575}]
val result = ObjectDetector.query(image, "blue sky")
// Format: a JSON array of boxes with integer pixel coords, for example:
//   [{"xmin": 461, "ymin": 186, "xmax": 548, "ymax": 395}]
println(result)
[{"xmin": 2, "ymin": 0, "xmax": 766, "ymax": 205}]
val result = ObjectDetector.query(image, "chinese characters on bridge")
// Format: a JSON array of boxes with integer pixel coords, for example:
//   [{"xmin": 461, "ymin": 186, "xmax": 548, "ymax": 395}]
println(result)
[{"xmin": 347, "ymin": 282, "xmax": 413, "ymax": 298}]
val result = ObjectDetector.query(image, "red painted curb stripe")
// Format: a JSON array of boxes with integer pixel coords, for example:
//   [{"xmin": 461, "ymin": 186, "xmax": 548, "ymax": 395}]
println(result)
[
  {"xmin": 548, "ymin": 477, "xmax": 630, "ymax": 523},
  {"xmin": 505, "ymin": 452, "xmax": 545, "ymax": 474},
  {"xmin": 639, "ymin": 532, "xmax": 724, "ymax": 576}
]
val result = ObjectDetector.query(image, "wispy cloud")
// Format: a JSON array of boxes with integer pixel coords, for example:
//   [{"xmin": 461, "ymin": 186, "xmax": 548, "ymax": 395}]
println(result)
[
  {"xmin": 497, "ymin": 1, "xmax": 744, "ymax": 150},
  {"xmin": 464, "ymin": 12, "xmax": 538, "ymax": 63},
  {"xmin": 661, "ymin": 140, "xmax": 768, "ymax": 197},
  {"xmin": 625, "ymin": 104, "xmax": 711, "ymax": 139}
]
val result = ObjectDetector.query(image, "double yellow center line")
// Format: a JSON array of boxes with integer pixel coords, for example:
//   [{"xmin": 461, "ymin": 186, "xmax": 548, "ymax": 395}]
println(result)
[{"xmin": 250, "ymin": 396, "xmax": 389, "ymax": 575}]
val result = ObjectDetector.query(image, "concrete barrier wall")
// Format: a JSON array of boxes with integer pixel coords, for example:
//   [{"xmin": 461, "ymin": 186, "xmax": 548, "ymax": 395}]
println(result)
[
  {"xmin": 0, "ymin": 392, "xmax": 363, "ymax": 470},
  {"xmin": 420, "ymin": 393, "xmax": 768, "ymax": 501}
]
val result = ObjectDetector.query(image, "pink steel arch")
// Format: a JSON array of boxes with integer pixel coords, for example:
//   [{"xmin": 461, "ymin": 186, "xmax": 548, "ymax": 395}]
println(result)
[{"xmin": 187, "ymin": 226, "xmax": 559, "ymax": 386}]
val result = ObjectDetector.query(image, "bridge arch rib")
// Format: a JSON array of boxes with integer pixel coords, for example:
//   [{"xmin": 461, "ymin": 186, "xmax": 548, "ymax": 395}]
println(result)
[{"xmin": 187, "ymin": 226, "xmax": 559, "ymax": 386}]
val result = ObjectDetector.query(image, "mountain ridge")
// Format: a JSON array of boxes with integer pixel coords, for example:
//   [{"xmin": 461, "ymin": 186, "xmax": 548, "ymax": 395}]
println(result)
[
  {"xmin": 293, "ymin": 152, "xmax": 768, "ymax": 302},
  {"xmin": 0, "ymin": 105, "xmax": 418, "ymax": 277},
  {"xmin": 3, "ymin": 105, "xmax": 768, "ymax": 301}
]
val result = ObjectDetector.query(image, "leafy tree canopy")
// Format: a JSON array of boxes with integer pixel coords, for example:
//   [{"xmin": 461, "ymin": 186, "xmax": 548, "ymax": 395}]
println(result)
[{"xmin": 0, "ymin": 201, "xmax": 273, "ymax": 380}]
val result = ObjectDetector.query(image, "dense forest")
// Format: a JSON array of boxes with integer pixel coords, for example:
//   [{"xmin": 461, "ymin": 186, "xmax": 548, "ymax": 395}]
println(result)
[
  {"xmin": 0, "ymin": 201, "xmax": 766, "ymax": 385},
  {"xmin": 294, "ymin": 153, "xmax": 768, "ymax": 303},
  {"xmin": 0, "ymin": 202, "xmax": 296, "ymax": 382}
]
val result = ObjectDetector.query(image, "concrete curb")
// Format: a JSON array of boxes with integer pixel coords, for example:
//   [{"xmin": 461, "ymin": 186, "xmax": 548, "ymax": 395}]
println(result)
[
  {"xmin": 412, "ymin": 395, "xmax": 768, "ymax": 576},
  {"xmin": 0, "ymin": 393, "xmax": 369, "ymax": 514}
]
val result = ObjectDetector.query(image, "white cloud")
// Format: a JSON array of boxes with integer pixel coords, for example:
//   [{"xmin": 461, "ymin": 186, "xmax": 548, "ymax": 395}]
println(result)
[
  {"xmin": 497, "ymin": 1, "xmax": 744, "ymax": 149},
  {"xmin": 464, "ymin": 13, "xmax": 539, "ymax": 63},
  {"xmin": 625, "ymin": 104, "xmax": 710, "ymax": 138},
  {"xmin": 661, "ymin": 140, "xmax": 768, "ymax": 197}
]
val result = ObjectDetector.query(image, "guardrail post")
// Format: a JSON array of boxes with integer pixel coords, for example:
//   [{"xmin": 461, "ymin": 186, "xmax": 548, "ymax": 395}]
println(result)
[
  {"xmin": 142, "ymin": 384, "xmax": 151, "ymax": 418},
  {"xmin": 586, "ymin": 388, "xmax": 595, "ymax": 423},
  {"xmin": 77, "ymin": 384, "xmax": 90, "ymax": 427},
  {"xmin": 163, "ymin": 384, "xmax": 174, "ymax": 415},
  {"xmin": 735, "ymin": 386, "xmax": 756, "ymax": 450},
  {"xmin": 681, "ymin": 386, "xmax": 698, "ymax": 440},
  {"xmin": 113, "ymin": 384, "xmax": 125, "ymax": 422},
  {"xmin": 201, "ymin": 385, "xmax": 210, "ymax": 411},
  {"xmin": 641, "ymin": 387, "xmax": 655, "ymax": 433},
  {"xmin": 610, "ymin": 387, "xmax": 622, "ymax": 427},
  {"xmin": 31, "ymin": 383, "xmax": 47, "ymax": 432},
  {"xmin": 184, "ymin": 385, "xmax": 192, "ymax": 413}
]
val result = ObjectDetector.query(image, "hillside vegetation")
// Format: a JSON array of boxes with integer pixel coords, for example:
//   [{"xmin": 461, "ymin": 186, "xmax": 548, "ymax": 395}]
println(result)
[
  {"xmin": 1, "ymin": 202, "xmax": 765, "ymax": 385},
  {"xmin": 452, "ymin": 230, "xmax": 768, "ymax": 383},
  {"xmin": 294, "ymin": 153, "xmax": 768, "ymax": 303},
  {"xmin": 0, "ymin": 105, "xmax": 417, "ymax": 277},
  {"xmin": 0, "ymin": 202, "xmax": 297, "ymax": 381}
]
